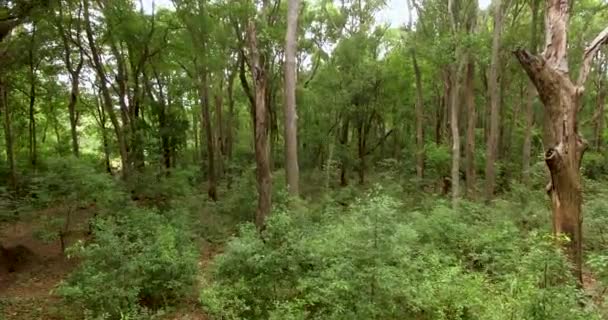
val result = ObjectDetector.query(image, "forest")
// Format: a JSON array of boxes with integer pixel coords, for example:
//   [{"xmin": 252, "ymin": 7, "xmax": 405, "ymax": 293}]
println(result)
[{"xmin": 2, "ymin": 0, "xmax": 608, "ymax": 319}]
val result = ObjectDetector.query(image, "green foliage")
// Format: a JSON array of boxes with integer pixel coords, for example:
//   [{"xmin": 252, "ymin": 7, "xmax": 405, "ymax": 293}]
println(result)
[
  {"xmin": 127, "ymin": 167, "xmax": 197, "ymax": 210},
  {"xmin": 583, "ymin": 151, "xmax": 607, "ymax": 180},
  {"xmin": 425, "ymin": 143, "xmax": 451, "ymax": 178},
  {"xmin": 32, "ymin": 156, "xmax": 124, "ymax": 209},
  {"xmin": 201, "ymin": 191, "xmax": 600, "ymax": 320},
  {"xmin": 56, "ymin": 207, "xmax": 199, "ymax": 318}
]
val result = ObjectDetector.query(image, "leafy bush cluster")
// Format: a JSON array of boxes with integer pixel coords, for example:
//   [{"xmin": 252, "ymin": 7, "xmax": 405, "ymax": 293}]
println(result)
[
  {"xmin": 56, "ymin": 206, "xmax": 199, "ymax": 318},
  {"xmin": 201, "ymin": 189, "xmax": 600, "ymax": 320}
]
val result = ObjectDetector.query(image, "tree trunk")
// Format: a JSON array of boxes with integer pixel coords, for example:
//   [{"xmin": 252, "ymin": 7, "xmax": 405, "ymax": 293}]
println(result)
[
  {"xmin": 193, "ymin": 108, "xmax": 200, "ymax": 163},
  {"xmin": 594, "ymin": 64, "xmax": 606, "ymax": 151},
  {"xmin": 28, "ymin": 25, "xmax": 37, "ymax": 168},
  {"xmin": 485, "ymin": 0, "xmax": 505, "ymax": 201},
  {"xmin": 339, "ymin": 117, "xmax": 350, "ymax": 187},
  {"xmin": 357, "ymin": 119, "xmax": 366, "ymax": 184},
  {"xmin": 464, "ymin": 60, "xmax": 476, "ymax": 198},
  {"xmin": 412, "ymin": 48, "xmax": 425, "ymax": 180},
  {"xmin": 227, "ymin": 67, "xmax": 236, "ymax": 162},
  {"xmin": 214, "ymin": 86, "xmax": 225, "ymax": 179},
  {"xmin": 198, "ymin": 71, "xmax": 217, "ymax": 201},
  {"xmin": 283, "ymin": 0, "xmax": 301, "ymax": 196},
  {"xmin": 28, "ymin": 69, "xmax": 36, "ymax": 168},
  {"xmin": 68, "ymin": 71, "xmax": 81, "ymax": 158},
  {"xmin": 522, "ymin": 0, "xmax": 540, "ymax": 185},
  {"xmin": 0, "ymin": 80, "xmax": 16, "ymax": 192},
  {"xmin": 450, "ymin": 64, "xmax": 463, "ymax": 206},
  {"xmin": 83, "ymin": 0, "xmax": 129, "ymax": 178},
  {"xmin": 514, "ymin": 0, "xmax": 608, "ymax": 284},
  {"xmin": 248, "ymin": 21, "xmax": 272, "ymax": 231}
]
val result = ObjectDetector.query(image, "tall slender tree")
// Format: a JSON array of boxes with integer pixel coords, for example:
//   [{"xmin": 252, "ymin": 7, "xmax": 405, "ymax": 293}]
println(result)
[{"xmin": 284, "ymin": 0, "xmax": 301, "ymax": 196}]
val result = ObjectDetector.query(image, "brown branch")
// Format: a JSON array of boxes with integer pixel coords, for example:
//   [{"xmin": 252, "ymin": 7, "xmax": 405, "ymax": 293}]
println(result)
[{"xmin": 578, "ymin": 26, "xmax": 608, "ymax": 87}]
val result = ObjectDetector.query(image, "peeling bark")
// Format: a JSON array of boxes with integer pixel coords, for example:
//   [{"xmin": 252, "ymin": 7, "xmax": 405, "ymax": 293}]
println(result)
[
  {"xmin": 513, "ymin": 0, "xmax": 608, "ymax": 284},
  {"xmin": 247, "ymin": 21, "xmax": 272, "ymax": 231}
]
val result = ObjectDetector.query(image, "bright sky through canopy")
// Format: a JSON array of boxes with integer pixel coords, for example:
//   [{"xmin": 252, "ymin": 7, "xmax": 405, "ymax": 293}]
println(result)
[{"xmin": 143, "ymin": 0, "xmax": 493, "ymax": 26}]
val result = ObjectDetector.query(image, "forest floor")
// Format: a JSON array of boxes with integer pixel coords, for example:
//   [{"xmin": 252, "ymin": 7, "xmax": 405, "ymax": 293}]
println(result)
[{"xmin": 0, "ymin": 207, "xmax": 217, "ymax": 320}]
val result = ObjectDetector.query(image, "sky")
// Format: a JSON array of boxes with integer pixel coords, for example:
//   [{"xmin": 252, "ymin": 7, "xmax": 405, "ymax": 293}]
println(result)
[{"xmin": 143, "ymin": 0, "xmax": 493, "ymax": 27}]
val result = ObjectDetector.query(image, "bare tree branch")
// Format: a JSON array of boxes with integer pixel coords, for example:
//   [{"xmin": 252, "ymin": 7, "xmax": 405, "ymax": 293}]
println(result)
[{"xmin": 578, "ymin": 26, "xmax": 608, "ymax": 86}]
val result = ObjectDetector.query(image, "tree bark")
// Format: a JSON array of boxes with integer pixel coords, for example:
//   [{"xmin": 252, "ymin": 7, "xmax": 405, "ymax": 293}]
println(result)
[
  {"xmin": 593, "ymin": 62, "xmax": 606, "ymax": 151},
  {"xmin": 514, "ymin": 0, "xmax": 608, "ymax": 284},
  {"xmin": 464, "ymin": 59, "xmax": 476, "ymax": 198},
  {"xmin": 83, "ymin": 0, "xmax": 130, "ymax": 178},
  {"xmin": 283, "ymin": 0, "xmax": 301, "ymax": 196},
  {"xmin": 198, "ymin": 70, "xmax": 217, "ymax": 201},
  {"xmin": 94, "ymin": 94, "xmax": 112, "ymax": 174},
  {"xmin": 450, "ymin": 63, "xmax": 464, "ymax": 205},
  {"xmin": 214, "ymin": 83, "xmax": 225, "ymax": 179},
  {"xmin": 0, "ymin": 80, "xmax": 16, "ymax": 192},
  {"xmin": 339, "ymin": 117, "xmax": 350, "ymax": 187},
  {"xmin": 28, "ymin": 62, "xmax": 36, "ymax": 168},
  {"xmin": 522, "ymin": 0, "xmax": 540, "ymax": 185},
  {"xmin": 412, "ymin": 48, "xmax": 425, "ymax": 180},
  {"xmin": 485, "ymin": 0, "xmax": 505, "ymax": 201},
  {"xmin": 56, "ymin": 1, "xmax": 84, "ymax": 158},
  {"xmin": 247, "ymin": 21, "xmax": 272, "ymax": 231}
]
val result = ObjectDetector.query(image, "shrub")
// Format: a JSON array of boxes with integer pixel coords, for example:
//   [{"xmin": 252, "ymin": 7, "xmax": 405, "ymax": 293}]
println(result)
[
  {"xmin": 200, "ymin": 191, "xmax": 600, "ymax": 320},
  {"xmin": 56, "ymin": 207, "xmax": 199, "ymax": 318},
  {"xmin": 30, "ymin": 157, "xmax": 126, "ymax": 250}
]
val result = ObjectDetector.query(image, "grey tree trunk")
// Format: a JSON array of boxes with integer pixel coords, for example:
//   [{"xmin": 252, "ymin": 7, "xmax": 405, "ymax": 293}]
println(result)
[
  {"xmin": 283, "ymin": 0, "xmax": 301, "ymax": 196},
  {"xmin": 464, "ymin": 60, "xmax": 476, "ymax": 198},
  {"xmin": 485, "ymin": 0, "xmax": 505, "ymax": 201}
]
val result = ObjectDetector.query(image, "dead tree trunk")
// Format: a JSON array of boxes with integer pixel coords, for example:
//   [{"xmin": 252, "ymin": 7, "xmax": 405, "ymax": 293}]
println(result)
[
  {"xmin": 514, "ymin": 0, "xmax": 608, "ymax": 284},
  {"xmin": 247, "ymin": 21, "xmax": 272, "ymax": 231}
]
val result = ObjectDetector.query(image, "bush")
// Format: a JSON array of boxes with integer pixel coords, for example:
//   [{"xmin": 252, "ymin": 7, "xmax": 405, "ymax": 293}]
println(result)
[
  {"xmin": 30, "ymin": 157, "xmax": 126, "ymax": 250},
  {"xmin": 56, "ymin": 207, "xmax": 199, "ymax": 318},
  {"xmin": 200, "ymin": 191, "xmax": 600, "ymax": 320}
]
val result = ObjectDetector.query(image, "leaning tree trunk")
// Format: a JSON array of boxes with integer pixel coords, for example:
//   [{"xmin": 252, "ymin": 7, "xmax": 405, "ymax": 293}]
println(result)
[
  {"xmin": 248, "ymin": 21, "xmax": 272, "ymax": 231},
  {"xmin": 83, "ymin": 0, "xmax": 130, "ymax": 178},
  {"xmin": 514, "ymin": 0, "xmax": 608, "ymax": 284}
]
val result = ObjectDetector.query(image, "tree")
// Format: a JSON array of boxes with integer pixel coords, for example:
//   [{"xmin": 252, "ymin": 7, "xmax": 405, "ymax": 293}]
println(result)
[
  {"xmin": 83, "ymin": 0, "xmax": 130, "ymax": 178},
  {"xmin": 485, "ymin": 0, "xmax": 508, "ymax": 201},
  {"xmin": 521, "ymin": 0, "xmax": 540, "ymax": 185},
  {"xmin": 54, "ymin": 0, "xmax": 84, "ymax": 157},
  {"xmin": 247, "ymin": 19, "xmax": 272, "ymax": 230},
  {"xmin": 284, "ymin": 0, "xmax": 301, "ymax": 196},
  {"xmin": 514, "ymin": 0, "xmax": 608, "ymax": 284}
]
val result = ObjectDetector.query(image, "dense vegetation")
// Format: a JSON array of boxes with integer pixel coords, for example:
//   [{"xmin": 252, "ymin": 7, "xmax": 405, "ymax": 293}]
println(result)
[{"xmin": 2, "ymin": 0, "xmax": 608, "ymax": 319}]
